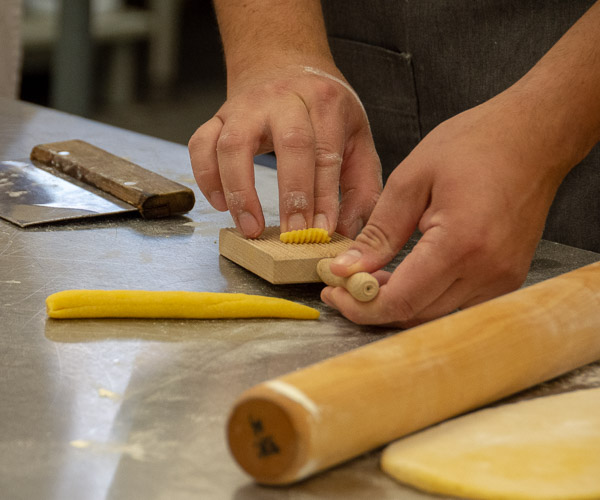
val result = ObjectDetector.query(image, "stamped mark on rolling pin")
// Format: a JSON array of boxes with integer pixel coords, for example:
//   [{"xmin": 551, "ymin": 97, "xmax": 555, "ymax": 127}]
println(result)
[
  {"xmin": 228, "ymin": 390, "xmax": 304, "ymax": 482},
  {"xmin": 249, "ymin": 415, "xmax": 281, "ymax": 458}
]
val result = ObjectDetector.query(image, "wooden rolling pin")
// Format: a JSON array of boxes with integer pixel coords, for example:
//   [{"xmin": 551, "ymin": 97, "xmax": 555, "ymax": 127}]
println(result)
[
  {"xmin": 227, "ymin": 261, "xmax": 600, "ymax": 485},
  {"xmin": 317, "ymin": 258, "xmax": 379, "ymax": 302}
]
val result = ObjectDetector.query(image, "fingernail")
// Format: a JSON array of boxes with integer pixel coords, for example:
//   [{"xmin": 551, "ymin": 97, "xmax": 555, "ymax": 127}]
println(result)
[
  {"xmin": 313, "ymin": 213, "xmax": 329, "ymax": 230},
  {"xmin": 287, "ymin": 213, "xmax": 307, "ymax": 231},
  {"xmin": 210, "ymin": 191, "xmax": 227, "ymax": 210},
  {"xmin": 333, "ymin": 248, "xmax": 362, "ymax": 267},
  {"xmin": 238, "ymin": 211, "xmax": 260, "ymax": 236}
]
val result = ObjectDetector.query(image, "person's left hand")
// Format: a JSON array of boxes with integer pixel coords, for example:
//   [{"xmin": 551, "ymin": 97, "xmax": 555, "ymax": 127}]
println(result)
[{"xmin": 321, "ymin": 92, "xmax": 572, "ymax": 327}]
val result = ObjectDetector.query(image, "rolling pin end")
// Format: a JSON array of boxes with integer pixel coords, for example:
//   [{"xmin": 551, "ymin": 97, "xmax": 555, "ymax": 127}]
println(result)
[
  {"xmin": 347, "ymin": 273, "xmax": 379, "ymax": 302},
  {"xmin": 227, "ymin": 388, "xmax": 313, "ymax": 485},
  {"xmin": 317, "ymin": 258, "xmax": 379, "ymax": 302}
]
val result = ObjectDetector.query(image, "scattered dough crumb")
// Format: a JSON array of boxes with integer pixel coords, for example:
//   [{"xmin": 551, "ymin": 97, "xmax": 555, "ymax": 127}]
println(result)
[
  {"xmin": 98, "ymin": 388, "xmax": 120, "ymax": 400},
  {"xmin": 70, "ymin": 440, "xmax": 91, "ymax": 449},
  {"xmin": 68, "ymin": 439, "xmax": 146, "ymax": 460}
]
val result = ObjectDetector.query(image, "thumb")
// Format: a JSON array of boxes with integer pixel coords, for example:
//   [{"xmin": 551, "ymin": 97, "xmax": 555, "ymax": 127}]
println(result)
[{"xmin": 330, "ymin": 164, "xmax": 431, "ymax": 276}]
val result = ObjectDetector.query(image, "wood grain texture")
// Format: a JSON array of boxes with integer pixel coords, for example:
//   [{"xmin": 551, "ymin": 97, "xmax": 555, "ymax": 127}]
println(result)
[
  {"xmin": 219, "ymin": 227, "xmax": 353, "ymax": 284},
  {"xmin": 31, "ymin": 139, "xmax": 195, "ymax": 218},
  {"xmin": 228, "ymin": 261, "xmax": 600, "ymax": 485}
]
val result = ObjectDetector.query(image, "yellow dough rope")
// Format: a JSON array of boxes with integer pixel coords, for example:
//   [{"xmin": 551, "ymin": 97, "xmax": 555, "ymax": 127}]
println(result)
[
  {"xmin": 46, "ymin": 290, "xmax": 320, "ymax": 320},
  {"xmin": 280, "ymin": 228, "xmax": 331, "ymax": 244}
]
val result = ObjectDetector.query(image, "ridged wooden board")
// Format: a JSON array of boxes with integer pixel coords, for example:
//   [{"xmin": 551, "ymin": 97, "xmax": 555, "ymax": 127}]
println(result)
[{"xmin": 219, "ymin": 227, "xmax": 353, "ymax": 284}]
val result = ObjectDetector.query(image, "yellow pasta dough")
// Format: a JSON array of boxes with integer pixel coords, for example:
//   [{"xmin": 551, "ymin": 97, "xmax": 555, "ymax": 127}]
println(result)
[
  {"xmin": 381, "ymin": 388, "xmax": 600, "ymax": 500},
  {"xmin": 279, "ymin": 228, "xmax": 331, "ymax": 244},
  {"xmin": 46, "ymin": 290, "xmax": 319, "ymax": 320}
]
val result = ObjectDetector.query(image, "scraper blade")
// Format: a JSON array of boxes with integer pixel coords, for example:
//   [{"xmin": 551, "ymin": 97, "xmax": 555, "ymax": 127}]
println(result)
[{"xmin": 0, "ymin": 159, "xmax": 137, "ymax": 227}]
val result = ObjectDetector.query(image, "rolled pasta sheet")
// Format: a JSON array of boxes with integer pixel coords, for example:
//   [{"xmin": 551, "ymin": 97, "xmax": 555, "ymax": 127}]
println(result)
[
  {"xmin": 46, "ymin": 290, "xmax": 320, "ymax": 320},
  {"xmin": 279, "ymin": 228, "xmax": 331, "ymax": 244}
]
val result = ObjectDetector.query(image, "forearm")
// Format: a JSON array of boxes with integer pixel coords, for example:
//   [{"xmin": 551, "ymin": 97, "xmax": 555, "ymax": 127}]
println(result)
[
  {"xmin": 503, "ymin": 0, "xmax": 600, "ymax": 178},
  {"xmin": 213, "ymin": 0, "xmax": 335, "ymax": 83}
]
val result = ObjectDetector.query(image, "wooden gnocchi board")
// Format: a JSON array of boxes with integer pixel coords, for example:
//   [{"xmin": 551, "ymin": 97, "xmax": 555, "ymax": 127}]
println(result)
[{"xmin": 219, "ymin": 227, "xmax": 353, "ymax": 284}]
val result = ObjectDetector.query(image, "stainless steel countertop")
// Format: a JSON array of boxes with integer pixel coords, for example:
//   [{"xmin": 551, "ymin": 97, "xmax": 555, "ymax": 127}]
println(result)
[{"xmin": 1, "ymin": 98, "xmax": 599, "ymax": 500}]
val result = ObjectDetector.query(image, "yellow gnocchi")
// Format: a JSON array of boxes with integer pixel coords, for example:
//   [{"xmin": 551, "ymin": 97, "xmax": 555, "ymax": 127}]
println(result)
[{"xmin": 279, "ymin": 228, "xmax": 331, "ymax": 244}]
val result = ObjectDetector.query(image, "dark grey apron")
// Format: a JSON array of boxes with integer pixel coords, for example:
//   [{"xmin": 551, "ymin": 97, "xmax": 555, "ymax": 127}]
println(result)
[
  {"xmin": 322, "ymin": 0, "xmax": 600, "ymax": 252},
  {"xmin": 0, "ymin": 0, "xmax": 22, "ymax": 99}
]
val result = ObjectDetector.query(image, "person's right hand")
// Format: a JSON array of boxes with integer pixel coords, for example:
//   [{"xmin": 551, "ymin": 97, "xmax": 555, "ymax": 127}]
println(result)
[
  {"xmin": 320, "ymin": 89, "xmax": 580, "ymax": 327},
  {"xmin": 188, "ymin": 64, "xmax": 382, "ymax": 239}
]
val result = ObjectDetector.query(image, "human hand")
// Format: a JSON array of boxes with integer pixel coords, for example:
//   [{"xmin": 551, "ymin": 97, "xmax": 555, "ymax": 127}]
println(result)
[
  {"xmin": 188, "ymin": 64, "xmax": 381, "ymax": 239},
  {"xmin": 321, "ymin": 93, "xmax": 572, "ymax": 327}
]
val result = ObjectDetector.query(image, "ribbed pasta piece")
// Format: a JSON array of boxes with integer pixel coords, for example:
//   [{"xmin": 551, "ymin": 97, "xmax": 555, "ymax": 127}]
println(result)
[{"xmin": 279, "ymin": 228, "xmax": 331, "ymax": 244}]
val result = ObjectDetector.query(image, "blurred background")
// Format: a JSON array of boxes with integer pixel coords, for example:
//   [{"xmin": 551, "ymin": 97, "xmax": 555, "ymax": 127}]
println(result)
[{"xmin": 19, "ymin": 0, "xmax": 226, "ymax": 145}]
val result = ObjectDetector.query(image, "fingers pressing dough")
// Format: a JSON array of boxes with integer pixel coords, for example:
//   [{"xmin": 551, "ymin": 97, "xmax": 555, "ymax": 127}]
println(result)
[{"xmin": 46, "ymin": 290, "xmax": 319, "ymax": 320}]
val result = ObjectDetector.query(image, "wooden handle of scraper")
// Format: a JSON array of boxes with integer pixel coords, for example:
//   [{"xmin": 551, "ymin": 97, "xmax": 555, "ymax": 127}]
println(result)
[
  {"xmin": 227, "ymin": 261, "xmax": 600, "ymax": 485},
  {"xmin": 31, "ymin": 140, "xmax": 195, "ymax": 218},
  {"xmin": 316, "ymin": 258, "xmax": 379, "ymax": 302}
]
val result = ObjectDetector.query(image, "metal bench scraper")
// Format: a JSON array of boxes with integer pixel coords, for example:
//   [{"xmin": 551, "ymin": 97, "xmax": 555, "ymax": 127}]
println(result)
[{"xmin": 0, "ymin": 140, "xmax": 195, "ymax": 227}]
